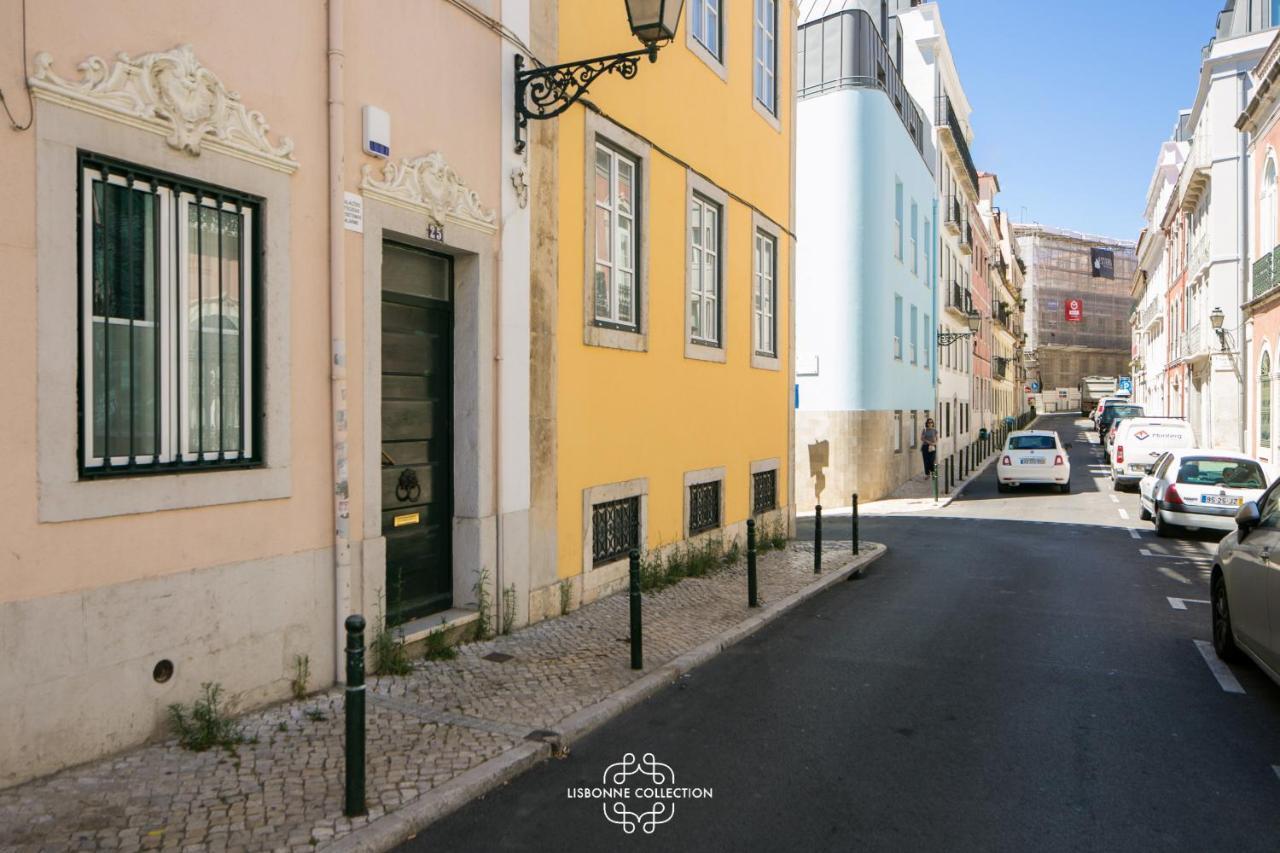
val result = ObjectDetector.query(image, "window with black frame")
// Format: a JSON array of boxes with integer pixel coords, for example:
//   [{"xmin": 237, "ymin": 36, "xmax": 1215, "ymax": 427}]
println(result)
[{"xmin": 79, "ymin": 153, "xmax": 260, "ymax": 475}]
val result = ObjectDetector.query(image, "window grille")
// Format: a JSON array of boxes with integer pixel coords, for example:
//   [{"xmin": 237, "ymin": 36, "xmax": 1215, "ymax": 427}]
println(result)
[
  {"xmin": 592, "ymin": 496, "xmax": 640, "ymax": 565},
  {"xmin": 752, "ymin": 470, "xmax": 777, "ymax": 516},
  {"xmin": 78, "ymin": 152, "xmax": 261, "ymax": 476},
  {"xmin": 688, "ymin": 480, "xmax": 721, "ymax": 534}
]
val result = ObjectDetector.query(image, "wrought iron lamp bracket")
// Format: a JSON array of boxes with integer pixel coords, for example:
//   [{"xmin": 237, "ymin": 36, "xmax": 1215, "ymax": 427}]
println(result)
[
  {"xmin": 937, "ymin": 330, "xmax": 976, "ymax": 348},
  {"xmin": 514, "ymin": 45, "xmax": 659, "ymax": 154}
]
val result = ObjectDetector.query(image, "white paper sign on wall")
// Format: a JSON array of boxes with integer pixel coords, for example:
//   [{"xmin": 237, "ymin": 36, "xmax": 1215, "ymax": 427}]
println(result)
[{"xmin": 343, "ymin": 192, "xmax": 363, "ymax": 233}]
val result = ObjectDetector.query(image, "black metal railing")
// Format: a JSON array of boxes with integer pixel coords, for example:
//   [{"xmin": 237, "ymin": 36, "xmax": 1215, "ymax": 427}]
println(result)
[
  {"xmin": 959, "ymin": 220, "xmax": 972, "ymax": 249},
  {"xmin": 688, "ymin": 481, "xmax": 721, "ymax": 534},
  {"xmin": 752, "ymin": 470, "xmax": 777, "ymax": 516},
  {"xmin": 798, "ymin": 8, "xmax": 931, "ymax": 167},
  {"xmin": 944, "ymin": 195, "xmax": 963, "ymax": 229},
  {"xmin": 936, "ymin": 92, "xmax": 980, "ymax": 192},
  {"xmin": 592, "ymin": 497, "xmax": 639, "ymax": 565},
  {"xmin": 950, "ymin": 281, "xmax": 972, "ymax": 314}
]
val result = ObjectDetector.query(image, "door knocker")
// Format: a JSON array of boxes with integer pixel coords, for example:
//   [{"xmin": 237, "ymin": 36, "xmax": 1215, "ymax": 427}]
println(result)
[{"xmin": 395, "ymin": 468, "xmax": 422, "ymax": 503}]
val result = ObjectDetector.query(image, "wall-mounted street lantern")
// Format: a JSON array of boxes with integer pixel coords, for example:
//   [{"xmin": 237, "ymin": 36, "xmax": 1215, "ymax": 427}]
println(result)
[
  {"xmin": 514, "ymin": 0, "xmax": 685, "ymax": 154},
  {"xmin": 1209, "ymin": 305, "xmax": 1229, "ymax": 351},
  {"xmin": 938, "ymin": 311, "xmax": 982, "ymax": 348}
]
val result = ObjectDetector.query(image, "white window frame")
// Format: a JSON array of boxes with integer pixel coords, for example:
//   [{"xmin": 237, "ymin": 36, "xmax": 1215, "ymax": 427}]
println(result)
[
  {"xmin": 755, "ymin": 230, "xmax": 776, "ymax": 356},
  {"xmin": 752, "ymin": 211, "xmax": 783, "ymax": 371},
  {"xmin": 689, "ymin": 192, "xmax": 721, "ymax": 347},
  {"xmin": 894, "ymin": 179, "xmax": 904, "ymax": 261},
  {"xmin": 923, "ymin": 313, "xmax": 931, "ymax": 367},
  {"xmin": 80, "ymin": 165, "xmax": 255, "ymax": 472},
  {"xmin": 685, "ymin": 170, "xmax": 729, "ymax": 362},
  {"xmin": 910, "ymin": 304, "xmax": 918, "ymax": 364},
  {"xmin": 688, "ymin": 0, "xmax": 727, "ymax": 78},
  {"xmin": 593, "ymin": 142, "xmax": 639, "ymax": 331},
  {"xmin": 753, "ymin": 0, "xmax": 777, "ymax": 114},
  {"xmin": 893, "ymin": 295, "xmax": 903, "ymax": 360},
  {"xmin": 911, "ymin": 201, "xmax": 919, "ymax": 275}
]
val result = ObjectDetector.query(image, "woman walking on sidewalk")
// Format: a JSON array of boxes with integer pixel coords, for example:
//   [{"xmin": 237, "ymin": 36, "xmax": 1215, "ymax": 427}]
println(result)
[{"xmin": 920, "ymin": 418, "xmax": 939, "ymax": 477}]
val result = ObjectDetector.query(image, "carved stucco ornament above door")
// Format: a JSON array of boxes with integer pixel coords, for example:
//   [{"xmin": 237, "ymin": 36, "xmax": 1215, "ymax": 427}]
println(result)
[
  {"xmin": 29, "ymin": 44, "xmax": 297, "ymax": 173},
  {"xmin": 360, "ymin": 153, "xmax": 498, "ymax": 235}
]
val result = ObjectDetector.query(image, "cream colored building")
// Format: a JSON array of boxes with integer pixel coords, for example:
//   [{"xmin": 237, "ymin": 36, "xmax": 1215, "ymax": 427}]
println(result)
[{"xmin": 0, "ymin": 0, "xmax": 532, "ymax": 786}]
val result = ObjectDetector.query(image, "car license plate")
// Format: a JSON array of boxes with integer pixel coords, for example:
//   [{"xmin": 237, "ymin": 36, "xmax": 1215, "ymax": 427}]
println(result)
[
  {"xmin": 1200, "ymin": 494, "xmax": 1241, "ymax": 506},
  {"xmin": 1020, "ymin": 458, "xmax": 1044, "ymax": 465}
]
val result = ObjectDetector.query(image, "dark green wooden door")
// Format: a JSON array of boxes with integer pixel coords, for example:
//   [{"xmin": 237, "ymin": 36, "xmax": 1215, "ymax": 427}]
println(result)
[{"xmin": 381, "ymin": 242, "xmax": 452, "ymax": 626}]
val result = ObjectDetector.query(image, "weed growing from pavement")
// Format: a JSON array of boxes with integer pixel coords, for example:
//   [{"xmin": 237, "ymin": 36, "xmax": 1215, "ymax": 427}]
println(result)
[
  {"xmin": 501, "ymin": 583, "xmax": 517, "ymax": 635},
  {"xmin": 423, "ymin": 618, "xmax": 457, "ymax": 661},
  {"xmin": 370, "ymin": 599, "xmax": 413, "ymax": 676},
  {"xmin": 638, "ymin": 536, "xmax": 745, "ymax": 593},
  {"xmin": 559, "ymin": 579, "xmax": 573, "ymax": 615},
  {"xmin": 473, "ymin": 569, "xmax": 493, "ymax": 639},
  {"xmin": 305, "ymin": 708, "xmax": 327, "ymax": 722},
  {"xmin": 290, "ymin": 654, "xmax": 310, "ymax": 700},
  {"xmin": 168, "ymin": 683, "xmax": 246, "ymax": 752}
]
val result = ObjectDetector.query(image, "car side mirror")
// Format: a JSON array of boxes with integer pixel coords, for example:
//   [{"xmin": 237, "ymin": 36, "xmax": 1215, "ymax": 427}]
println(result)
[{"xmin": 1236, "ymin": 501, "xmax": 1261, "ymax": 538}]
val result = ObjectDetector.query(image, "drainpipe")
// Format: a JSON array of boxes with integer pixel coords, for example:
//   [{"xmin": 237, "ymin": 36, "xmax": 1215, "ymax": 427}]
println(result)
[
  {"xmin": 1240, "ymin": 75, "xmax": 1250, "ymax": 453},
  {"xmin": 328, "ymin": 0, "xmax": 352, "ymax": 682}
]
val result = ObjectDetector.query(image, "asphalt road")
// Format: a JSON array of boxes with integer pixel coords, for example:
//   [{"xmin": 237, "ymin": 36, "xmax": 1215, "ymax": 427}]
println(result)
[{"xmin": 401, "ymin": 414, "xmax": 1280, "ymax": 852}]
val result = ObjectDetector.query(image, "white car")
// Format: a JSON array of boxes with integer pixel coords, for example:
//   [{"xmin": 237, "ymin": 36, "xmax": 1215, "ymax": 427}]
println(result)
[
  {"xmin": 1110, "ymin": 418, "xmax": 1195, "ymax": 489},
  {"xmin": 1138, "ymin": 449, "xmax": 1270, "ymax": 536},
  {"xmin": 1211, "ymin": 491, "xmax": 1280, "ymax": 682},
  {"xmin": 997, "ymin": 430, "xmax": 1072, "ymax": 493}
]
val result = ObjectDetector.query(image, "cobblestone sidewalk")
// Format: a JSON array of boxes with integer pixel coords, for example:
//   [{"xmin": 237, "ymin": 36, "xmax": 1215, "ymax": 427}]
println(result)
[{"xmin": 0, "ymin": 540, "xmax": 881, "ymax": 853}]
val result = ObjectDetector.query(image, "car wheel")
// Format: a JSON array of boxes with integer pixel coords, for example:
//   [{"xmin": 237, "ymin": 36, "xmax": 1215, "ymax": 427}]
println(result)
[
  {"xmin": 1154, "ymin": 510, "xmax": 1174, "ymax": 538},
  {"xmin": 997, "ymin": 482, "xmax": 1009, "ymax": 493},
  {"xmin": 1139, "ymin": 503, "xmax": 1151, "ymax": 521},
  {"xmin": 1211, "ymin": 571, "xmax": 1240, "ymax": 661},
  {"xmin": 1059, "ymin": 481, "xmax": 1070, "ymax": 494}
]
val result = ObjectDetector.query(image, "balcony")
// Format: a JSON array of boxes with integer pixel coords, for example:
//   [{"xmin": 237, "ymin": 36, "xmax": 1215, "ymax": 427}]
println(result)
[
  {"xmin": 1188, "ymin": 234, "xmax": 1210, "ymax": 282},
  {"xmin": 935, "ymin": 93, "xmax": 980, "ymax": 196},
  {"xmin": 993, "ymin": 356, "xmax": 1009, "ymax": 379},
  {"xmin": 942, "ymin": 196, "xmax": 963, "ymax": 236},
  {"xmin": 958, "ymin": 220, "xmax": 972, "ymax": 255},
  {"xmin": 1176, "ymin": 323, "xmax": 1211, "ymax": 362},
  {"xmin": 946, "ymin": 280, "xmax": 972, "ymax": 317},
  {"xmin": 797, "ymin": 9, "xmax": 933, "ymax": 169},
  {"xmin": 1179, "ymin": 129, "xmax": 1211, "ymax": 212},
  {"xmin": 1140, "ymin": 300, "xmax": 1163, "ymax": 332}
]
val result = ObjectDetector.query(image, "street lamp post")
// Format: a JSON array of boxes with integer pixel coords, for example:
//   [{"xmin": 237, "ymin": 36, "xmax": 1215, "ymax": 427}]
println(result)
[
  {"xmin": 513, "ymin": 0, "xmax": 685, "ymax": 153},
  {"xmin": 1209, "ymin": 305, "xmax": 1229, "ymax": 351}
]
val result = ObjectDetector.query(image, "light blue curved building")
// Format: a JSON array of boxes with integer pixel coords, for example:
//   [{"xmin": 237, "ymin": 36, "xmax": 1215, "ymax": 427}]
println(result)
[{"xmin": 794, "ymin": 4, "xmax": 938, "ymax": 508}]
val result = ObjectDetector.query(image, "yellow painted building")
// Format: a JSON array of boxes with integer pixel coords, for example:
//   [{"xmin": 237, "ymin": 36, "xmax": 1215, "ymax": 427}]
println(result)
[{"xmin": 526, "ymin": 0, "xmax": 797, "ymax": 617}]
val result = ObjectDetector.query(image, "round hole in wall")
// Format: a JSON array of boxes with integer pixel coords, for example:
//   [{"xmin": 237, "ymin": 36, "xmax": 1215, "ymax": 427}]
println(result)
[{"xmin": 153, "ymin": 659, "xmax": 174, "ymax": 684}]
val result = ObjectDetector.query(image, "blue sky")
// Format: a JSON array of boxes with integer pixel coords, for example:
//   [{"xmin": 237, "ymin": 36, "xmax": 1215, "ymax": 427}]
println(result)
[{"xmin": 942, "ymin": 0, "xmax": 1224, "ymax": 242}]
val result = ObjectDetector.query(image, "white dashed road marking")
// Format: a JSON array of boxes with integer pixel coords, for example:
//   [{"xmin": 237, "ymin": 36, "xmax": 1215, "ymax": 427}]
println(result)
[
  {"xmin": 1118, "ymin": 508, "xmax": 1129, "ymax": 520},
  {"xmin": 1109, "ymin": 495, "xmax": 1119, "ymax": 503},
  {"xmin": 1157, "ymin": 566, "xmax": 1192, "ymax": 584},
  {"xmin": 1194, "ymin": 640, "xmax": 1246, "ymax": 694},
  {"xmin": 1167, "ymin": 596, "xmax": 1210, "ymax": 610},
  {"xmin": 1128, "ymin": 528, "xmax": 1142, "ymax": 539},
  {"xmin": 1140, "ymin": 548, "xmax": 1210, "ymax": 562},
  {"xmin": 1273, "ymin": 765, "xmax": 1280, "ymax": 783}
]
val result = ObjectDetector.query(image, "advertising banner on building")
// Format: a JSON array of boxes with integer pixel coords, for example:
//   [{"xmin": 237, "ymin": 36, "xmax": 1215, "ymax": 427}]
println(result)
[
  {"xmin": 1065, "ymin": 298, "xmax": 1083, "ymax": 322},
  {"xmin": 1090, "ymin": 247, "xmax": 1115, "ymax": 279}
]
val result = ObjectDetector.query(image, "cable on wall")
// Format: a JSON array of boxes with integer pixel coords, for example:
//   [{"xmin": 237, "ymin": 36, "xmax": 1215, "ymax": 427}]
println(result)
[{"xmin": 1, "ymin": 0, "xmax": 33, "ymax": 131}]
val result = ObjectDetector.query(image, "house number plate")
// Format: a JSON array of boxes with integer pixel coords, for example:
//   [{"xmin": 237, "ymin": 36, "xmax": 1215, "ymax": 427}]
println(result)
[{"xmin": 426, "ymin": 223, "xmax": 445, "ymax": 242}]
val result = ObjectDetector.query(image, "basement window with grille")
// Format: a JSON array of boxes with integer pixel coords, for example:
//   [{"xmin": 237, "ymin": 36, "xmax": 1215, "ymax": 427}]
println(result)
[
  {"xmin": 592, "ymin": 496, "xmax": 640, "ymax": 566},
  {"xmin": 688, "ymin": 480, "xmax": 722, "ymax": 535},
  {"xmin": 78, "ymin": 153, "xmax": 262, "ymax": 476},
  {"xmin": 752, "ymin": 469, "xmax": 777, "ymax": 516}
]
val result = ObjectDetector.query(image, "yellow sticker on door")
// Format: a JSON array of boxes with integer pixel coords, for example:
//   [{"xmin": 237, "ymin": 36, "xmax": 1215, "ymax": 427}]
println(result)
[{"xmin": 393, "ymin": 512, "xmax": 421, "ymax": 527}]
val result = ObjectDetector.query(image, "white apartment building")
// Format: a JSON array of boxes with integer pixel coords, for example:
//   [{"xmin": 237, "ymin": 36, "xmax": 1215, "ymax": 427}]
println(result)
[
  {"xmin": 1140, "ymin": 3, "xmax": 1278, "ymax": 450},
  {"xmin": 1131, "ymin": 140, "xmax": 1185, "ymax": 416},
  {"xmin": 899, "ymin": 2, "xmax": 979, "ymax": 462}
]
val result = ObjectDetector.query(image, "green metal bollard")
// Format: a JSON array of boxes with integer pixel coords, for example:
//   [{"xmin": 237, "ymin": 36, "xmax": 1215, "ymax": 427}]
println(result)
[
  {"xmin": 852, "ymin": 493, "xmax": 860, "ymax": 553},
  {"xmin": 814, "ymin": 504, "xmax": 823, "ymax": 573},
  {"xmin": 746, "ymin": 519, "xmax": 759, "ymax": 608},
  {"xmin": 629, "ymin": 549, "xmax": 643, "ymax": 670},
  {"xmin": 933, "ymin": 465, "xmax": 939, "ymax": 502},
  {"xmin": 344, "ymin": 614, "xmax": 367, "ymax": 818}
]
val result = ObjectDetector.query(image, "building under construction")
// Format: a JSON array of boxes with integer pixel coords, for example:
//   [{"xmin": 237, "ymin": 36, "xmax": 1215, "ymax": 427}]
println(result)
[{"xmin": 1014, "ymin": 224, "xmax": 1138, "ymax": 394}]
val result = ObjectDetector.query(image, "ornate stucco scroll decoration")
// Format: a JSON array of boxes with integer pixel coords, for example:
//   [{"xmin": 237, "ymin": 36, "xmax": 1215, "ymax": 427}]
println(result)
[
  {"xmin": 360, "ymin": 152, "xmax": 498, "ymax": 235},
  {"xmin": 29, "ymin": 45, "xmax": 297, "ymax": 173}
]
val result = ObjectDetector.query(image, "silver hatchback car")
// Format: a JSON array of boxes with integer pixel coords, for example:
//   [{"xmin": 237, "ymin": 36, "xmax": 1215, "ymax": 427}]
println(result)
[{"xmin": 1211, "ymin": 488, "xmax": 1280, "ymax": 685}]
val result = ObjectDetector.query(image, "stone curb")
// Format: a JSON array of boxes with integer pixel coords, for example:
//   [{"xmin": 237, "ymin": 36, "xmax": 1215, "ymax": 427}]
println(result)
[{"xmin": 324, "ymin": 542, "xmax": 888, "ymax": 852}]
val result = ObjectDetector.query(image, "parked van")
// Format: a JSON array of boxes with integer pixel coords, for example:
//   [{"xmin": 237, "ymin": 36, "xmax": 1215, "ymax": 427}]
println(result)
[{"xmin": 1110, "ymin": 418, "xmax": 1196, "ymax": 488}]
